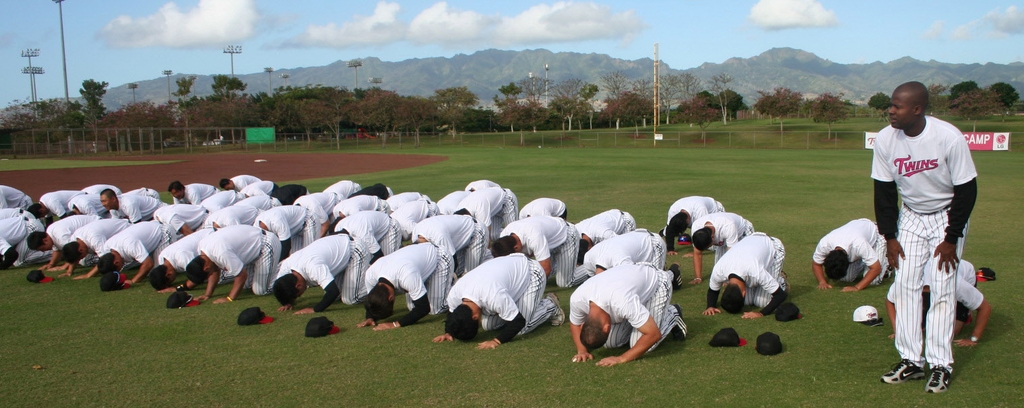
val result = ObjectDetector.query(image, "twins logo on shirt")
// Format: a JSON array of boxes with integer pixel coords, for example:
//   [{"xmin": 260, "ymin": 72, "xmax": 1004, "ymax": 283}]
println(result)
[{"xmin": 893, "ymin": 155, "xmax": 938, "ymax": 177}]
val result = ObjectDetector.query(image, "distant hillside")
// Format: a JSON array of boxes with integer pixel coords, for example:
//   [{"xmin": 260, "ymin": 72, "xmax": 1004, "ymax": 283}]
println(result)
[{"xmin": 103, "ymin": 47, "xmax": 1024, "ymax": 109}]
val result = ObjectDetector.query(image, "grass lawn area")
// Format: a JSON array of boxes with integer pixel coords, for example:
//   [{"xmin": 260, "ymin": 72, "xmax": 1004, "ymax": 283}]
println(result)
[{"xmin": 2, "ymin": 147, "xmax": 1021, "ymax": 406}]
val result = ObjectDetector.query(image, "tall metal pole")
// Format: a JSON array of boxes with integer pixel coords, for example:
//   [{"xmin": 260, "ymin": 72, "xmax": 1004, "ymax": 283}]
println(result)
[
  {"xmin": 21, "ymin": 49, "xmax": 41, "ymax": 103},
  {"xmin": 280, "ymin": 73, "xmax": 290, "ymax": 88},
  {"xmin": 347, "ymin": 60, "xmax": 362, "ymax": 90},
  {"xmin": 21, "ymin": 67, "xmax": 45, "ymax": 103},
  {"xmin": 53, "ymin": 0, "xmax": 70, "ymax": 102},
  {"xmin": 544, "ymin": 64, "xmax": 549, "ymax": 106},
  {"xmin": 653, "ymin": 43, "xmax": 660, "ymax": 145},
  {"xmin": 127, "ymin": 83, "xmax": 138, "ymax": 103},
  {"xmin": 264, "ymin": 67, "xmax": 274, "ymax": 94},
  {"xmin": 224, "ymin": 45, "xmax": 242, "ymax": 77},
  {"xmin": 163, "ymin": 70, "xmax": 173, "ymax": 102}
]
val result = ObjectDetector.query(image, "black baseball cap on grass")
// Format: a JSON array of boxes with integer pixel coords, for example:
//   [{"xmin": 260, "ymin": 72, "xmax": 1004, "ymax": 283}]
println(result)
[
  {"xmin": 305, "ymin": 316, "xmax": 339, "ymax": 337},
  {"xmin": 27, "ymin": 270, "xmax": 53, "ymax": 283},
  {"xmin": 166, "ymin": 291, "xmax": 200, "ymax": 308},
  {"xmin": 756, "ymin": 332, "xmax": 783, "ymax": 356},
  {"xmin": 775, "ymin": 302, "xmax": 802, "ymax": 322},
  {"xmin": 709, "ymin": 327, "xmax": 747, "ymax": 347},
  {"xmin": 238, "ymin": 307, "xmax": 274, "ymax": 326}
]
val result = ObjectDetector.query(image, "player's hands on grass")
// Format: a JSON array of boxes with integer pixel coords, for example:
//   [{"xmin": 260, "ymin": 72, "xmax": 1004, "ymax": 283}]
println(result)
[
  {"xmin": 212, "ymin": 297, "xmax": 231, "ymax": 304},
  {"xmin": 571, "ymin": 352, "xmax": 593, "ymax": 363},
  {"xmin": 72, "ymin": 274, "xmax": 89, "ymax": 280},
  {"xmin": 841, "ymin": 286, "xmax": 860, "ymax": 292},
  {"xmin": 703, "ymin": 307, "xmax": 721, "ymax": 316},
  {"xmin": 689, "ymin": 277, "xmax": 702, "ymax": 285},
  {"xmin": 667, "ymin": 250, "xmax": 678, "ymax": 256},
  {"xmin": 888, "ymin": 333, "xmax": 895, "ymax": 339},
  {"xmin": 817, "ymin": 282, "xmax": 832, "ymax": 290},
  {"xmin": 886, "ymin": 239, "xmax": 904, "ymax": 270},
  {"xmin": 277, "ymin": 304, "xmax": 294, "ymax": 312},
  {"xmin": 293, "ymin": 308, "xmax": 314, "ymax": 315},
  {"xmin": 596, "ymin": 356, "xmax": 624, "ymax": 367},
  {"xmin": 356, "ymin": 318, "xmax": 376, "ymax": 328},
  {"xmin": 157, "ymin": 287, "xmax": 177, "ymax": 293},
  {"xmin": 477, "ymin": 339, "xmax": 501, "ymax": 350},
  {"xmin": 195, "ymin": 295, "xmax": 209, "ymax": 301},
  {"xmin": 373, "ymin": 321, "xmax": 400, "ymax": 331},
  {"xmin": 433, "ymin": 333, "xmax": 453, "ymax": 343},
  {"xmin": 934, "ymin": 241, "xmax": 958, "ymax": 273},
  {"xmin": 681, "ymin": 252, "xmax": 693, "ymax": 258},
  {"xmin": 741, "ymin": 311, "xmax": 763, "ymax": 319},
  {"xmin": 954, "ymin": 338, "xmax": 977, "ymax": 347}
]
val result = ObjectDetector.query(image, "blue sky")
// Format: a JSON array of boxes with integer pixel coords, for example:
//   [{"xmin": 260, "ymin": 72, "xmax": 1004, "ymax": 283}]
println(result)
[{"xmin": 2, "ymin": 0, "xmax": 1022, "ymax": 106}]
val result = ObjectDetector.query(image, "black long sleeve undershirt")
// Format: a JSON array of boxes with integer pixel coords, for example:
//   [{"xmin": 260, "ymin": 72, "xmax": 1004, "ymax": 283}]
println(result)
[
  {"xmin": 759, "ymin": 288, "xmax": 788, "ymax": 316},
  {"xmin": 313, "ymin": 280, "xmax": 340, "ymax": 313},
  {"xmin": 873, "ymin": 180, "xmax": 899, "ymax": 240},
  {"xmin": 945, "ymin": 178, "xmax": 977, "ymax": 244},
  {"xmin": 495, "ymin": 313, "xmax": 526, "ymax": 344},
  {"xmin": 706, "ymin": 289, "xmax": 719, "ymax": 309},
  {"xmin": 397, "ymin": 294, "xmax": 431, "ymax": 327}
]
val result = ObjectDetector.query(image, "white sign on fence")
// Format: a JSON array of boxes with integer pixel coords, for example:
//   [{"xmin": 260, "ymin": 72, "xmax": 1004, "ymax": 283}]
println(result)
[{"xmin": 654, "ymin": 134, "xmax": 663, "ymax": 140}]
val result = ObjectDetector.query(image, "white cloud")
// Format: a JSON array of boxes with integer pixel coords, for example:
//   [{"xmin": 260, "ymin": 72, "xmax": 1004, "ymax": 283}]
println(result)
[
  {"xmin": 950, "ymin": 23, "xmax": 976, "ymax": 40},
  {"xmin": 748, "ymin": 0, "xmax": 839, "ymax": 30},
  {"xmin": 984, "ymin": 6, "xmax": 1024, "ymax": 37},
  {"xmin": 287, "ymin": 2, "xmax": 406, "ymax": 48},
  {"xmin": 0, "ymin": 33, "xmax": 14, "ymax": 48},
  {"xmin": 408, "ymin": 2, "xmax": 495, "ymax": 45},
  {"xmin": 97, "ymin": 0, "xmax": 260, "ymax": 48},
  {"xmin": 921, "ymin": 21, "xmax": 944, "ymax": 40},
  {"xmin": 493, "ymin": 2, "xmax": 645, "ymax": 46}
]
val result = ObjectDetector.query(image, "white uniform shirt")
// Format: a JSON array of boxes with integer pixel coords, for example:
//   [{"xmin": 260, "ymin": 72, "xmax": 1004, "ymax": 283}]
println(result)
[
  {"xmin": 871, "ymin": 116, "xmax": 978, "ymax": 213},
  {"xmin": 386, "ymin": 192, "xmax": 428, "ymax": 210},
  {"xmin": 0, "ymin": 217, "xmax": 30, "ymax": 253},
  {"xmin": 197, "ymin": 225, "xmax": 265, "ymax": 278},
  {"xmin": 692, "ymin": 212, "xmax": 751, "ymax": 249},
  {"xmin": 229, "ymin": 175, "xmax": 262, "ymax": 191},
  {"xmin": 158, "ymin": 229, "xmax": 213, "ymax": 271},
  {"xmin": 294, "ymin": 192, "xmax": 340, "ymax": 224},
  {"xmin": 894, "ymin": 260, "xmax": 984, "ymax": 311},
  {"xmin": 363, "ymin": 242, "xmax": 437, "ymax": 300},
  {"xmin": 239, "ymin": 180, "xmax": 275, "ymax": 197},
  {"xmin": 465, "ymin": 180, "xmax": 500, "ymax": 192},
  {"xmin": 71, "ymin": 219, "xmax": 131, "ymax": 254},
  {"xmin": 456, "ymin": 187, "xmax": 506, "ymax": 228},
  {"xmin": 0, "ymin": 208, "xmax": 25, "ymax": 219},
  {"xmin": 0, "ymin": 186, "xmax": 31, "ymax": 209},
  {"xmin": 812, "ymin": 218, "xmax": 880, "ymax": 265},
  {"xmin": 666, "ymin": 196, "xmax": 720, "ymax": 225},
  {"xmin": 519, "ymin": 198, "xmax": 566, "ymax": 219},
  {"xmin": 235, "ymin": 196, "xmax": 280, "ymax": 211},
  {"xmin": 332, "ymin": 211, "xmax": 393, "ymax": 254},
  {"xmin": 81, "ymin": 184, "xmax": 121, "ymax": 196},
  {"xmin": 46, "ymin": 215, "xmax": 101, "ymax": 249},
  {"xmin": 100, "ymin": 221, "xmax": 167, "ymax": 264},
  {"xmin": 391, "ymin": 200, "xmax": 436, "ymax": 240},
  {"xmin": 411, "ymin": 215, "xmax": 476, "ymax": 256},
  {"xmin": 446, "ymin": 254, "xmax": 533, "ymax": 321},
  {"xmin": 39, "ymin": 190, "xmax": 84, "ymax": 217},
  {"xmin": 68, "ymin": 194, "xmax": 109, "ymax": 218},
  {"xmin": 436, "ymin": 191, "xmax": 471, "ymax": 215},
  {"xmin": 500, "ymin": 216, "xmax": 569, "ymax": 262},
  {"xmin": 206, "ymin": 205, "xmax": 260, "ymax": 229},
  {"xmin": 114, "ymin": 194, "xmax": 165, "ymax": 223},
  {"xmin": 124, "ymin": 187, "xmax": 161, "ymax": 200},
  {"xmin": 255, "ymin": 206, "xmax": 308, "ymax": 240},
  {"xmin": 275, "ymin": 235, "xmax": 352, "ymax": 289},
  {"xmin": 174, "ymin": 183, "xmax": 217, "ymax": 205},
  {"xmin": 576, "ymin": 209, "xmax": 632, "ymax": 244},
  {"xmin": 708, "ymin": 235, "xmax": 781, "ymax": 294},
  {"xmin": 582, "ymin": 230, "xmax": 659, "ymax": 272},
  {"xmin": 200, "ymin": 190, "xmax": 241, "ymax": 212},
  {"xmin": 569, "ymin": 264, "xmax": 659, "ymax": 328},
  {"xmin": 323, "ymin": 180, "xmax": 361, "ymax": 199},
  {"xmin": 154, "ymin": 204, "xmax": 208, "ymax": 233},
  {"xmin": 334, "ymin": 195, "xmax": 388, "ymax": 218}
]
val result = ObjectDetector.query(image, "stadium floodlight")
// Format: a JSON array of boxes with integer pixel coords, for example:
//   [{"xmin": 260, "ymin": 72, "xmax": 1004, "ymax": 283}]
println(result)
[
  {"xmin": 21, "ymin": 49, "xmax": 41, "ymax": 103},
  {"xmin": 21, "ymin": 66, "xmax": 45, "ymax": 103},
  {"xmin": 264, "ymin": 67, "xmax": 274, "ymax": 94},
  {"xmin": 368, "ymin": 77, "xmax": 383, "ymax": 88},
  {"xmin": 163, "ymin": 70, "xmax": 173, "ymax": 103},
  {"xmin": 347, "ymin": 59, "xmax": 362, "ymax": 90},
  {"xmin": 127, "ymin": 82, "xmax": 138, "ymax": 103},
  {"xmin": 224, "ymin": 45, "xmax": 242, "ymax": 77},
  {"xmin": 53, "ymin": 0, "xmax": 70, "ymax": 102},
  {"xmin": 280, "ymin": 73, "xmax": 290, "ymax": 88}
]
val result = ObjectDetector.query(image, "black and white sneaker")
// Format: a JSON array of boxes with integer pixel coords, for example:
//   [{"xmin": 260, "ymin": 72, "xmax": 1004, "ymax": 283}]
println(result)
[
  {"xmin": 925, "ymin": 366, "xmax": 951, "ymax": 393},
  {"xmin": 881, "ymin": 359, "xmax": 925, "ymax": 384},
  {"xmin": 669, "ymin": 263, "xmax": 683, "ymax": 290},
  {"xmin": 670, "ymin": 304, "xmax": 687, "ymax": 340}
]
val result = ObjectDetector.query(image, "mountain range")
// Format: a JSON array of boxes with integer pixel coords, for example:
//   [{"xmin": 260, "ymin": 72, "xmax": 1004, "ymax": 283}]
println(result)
[{"xmin": 103, "ymin": 47, "xmax": 1024, "ymax": 109}]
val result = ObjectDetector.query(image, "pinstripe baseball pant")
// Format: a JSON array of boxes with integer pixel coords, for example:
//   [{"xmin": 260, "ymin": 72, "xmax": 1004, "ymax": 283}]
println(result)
[
  {"xmin": 405, "ymin": 244, "xmax": 453, "ymax": 315},
  {"xmin": 488, "ymin": 188, "xmax": 520, "ymax": 242},
  {"xmin": 15, "ymin": 217, "xmax": 51, "ymax": 266},
  {"xmin": 480, "ymin": 260, "xmax": 556, "ymax": 336},
  {"xmin": 248, "ymin": 231, "xmax": 282, "ymax": 296},
  {"xmin": 455, "ymin": 221, "xmax": 488, "ymax": 277},
  {"xmin": 340, "ymin": 237, "xmax": 372, "ymax": 305},
  {"xmin": 289, "ymin": 208, "xmax": 320, "ymax": 255},
  {"xmin": 382, "ymin": 218, "xmax": 402, "ymax": 256},
  {"xmin": 839, "ymin": 232, "xmax": 889, "ymax": 285},
  {"xmin": 603, "ymin": 269, "xmax": 676, "ymax": 352},
  {"xmin": 745, "ymin": 234, "xmax": 787, "ymax": 307},
  {"xmin": 622, "ymin": 211, "xmax": 637, "ymax": 232},
  {"xmin": 553, "ymin": 221, "xmax": 583, "ymax": 287},
  {"xmin": 893, "ymin": 206, "xmax": 966, "ymax": 370}
]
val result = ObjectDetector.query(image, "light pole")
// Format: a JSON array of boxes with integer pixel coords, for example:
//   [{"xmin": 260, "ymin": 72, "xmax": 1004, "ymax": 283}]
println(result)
[
  {"xmin": 163, "ymin": 70, "xmax": 173, "ymax": 103},
  {"xmin": 21, "ymin": 49, "xmax": 40, "ymax": 103},
  {"xmin": 368, "ymin": 77, "xmax": 383, "ymax": 89},
  {"xmin": 544, "ymin": 63, "xmax": 549, "ymax": 105},
  {"xmin": 53, "ymin": 0, "xmax": 70, "ymax": 102},
  {"xmin": 21, "ymin": 67, "xmax": 44, "ymax": 103},
  {"xmin": 127, "ymin": 82, "xmax": 138, "ymax": 103},
  {"xmin": 264, "ymin": 67, "xmax": 274, "ymax": 94},
  {"xmin": 223, "ymin": 45, "xmax": 242, "ymax": 77},
  {"xmin": 187, "ymin": 75, "xmax": 197, "ymax": 98},
  {"xmin": 280, "ymin": 73, "xmax": 290, "ymax": 88},
  {"xmin": 347, "ymin": 59, "xmax": 362, "ymax": 90}
]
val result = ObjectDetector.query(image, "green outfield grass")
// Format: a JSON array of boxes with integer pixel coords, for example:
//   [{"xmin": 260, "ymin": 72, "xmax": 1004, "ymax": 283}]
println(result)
[
  {"xmin": 0, "ymin": 158, "xmax": 177, "ymax": 171},
  {"xmin": 2, "ymin": 148, "xmax": 1022, "ymax": 406}
]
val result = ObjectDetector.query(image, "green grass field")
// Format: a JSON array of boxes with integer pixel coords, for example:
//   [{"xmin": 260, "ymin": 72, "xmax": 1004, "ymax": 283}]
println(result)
[{"xmin": 2, "ymin": 147, "xmax": 1022, "ymax": 406}]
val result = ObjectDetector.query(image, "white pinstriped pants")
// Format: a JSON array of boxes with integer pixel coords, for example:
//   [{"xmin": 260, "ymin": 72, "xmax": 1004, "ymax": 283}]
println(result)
[
  {"xmin": 340, "ymin": 237, "xmax": 372, "ymax": 305},
  {"xmin": 480, "ymin": 260, "xmax": 556, "ymax": 336},
  {"xmin": 713, "ymin": 219, "xmax": 755, "ymax": 264},
  {"xmin": 745, "ymin": 234, "xmax": 787, "ymax": 307},
  {"xmin": 405, "ymin": 243, "xmax": 453, "ymax": 315},
  {"xmin": 603, "ymin": 269, "xmax": 676, "ymax": 352},
  {"xmin": 892, "ymin": 206, "xmax": 966, "ymax": 370},
  {"xmin": 381, "ymin": 218, "xmax": 402, "ymax": 256},
  {"xmin": 248, "ymin": 231, "xmax": 281, "ymax": 296},
  {"xmin": 488, "ymin": 189, "xmax": 520, "ymax": 242},
  {"xmin": 553, "ymin": 221, "xmax": 583, "ymax": 287},
  {"xmin": 288, "ymin": 208, "xmax": 320, "ymax": 255},
  {"xmin": 455, "ymin": 221, "xmax": 488, "ymax": 277}
]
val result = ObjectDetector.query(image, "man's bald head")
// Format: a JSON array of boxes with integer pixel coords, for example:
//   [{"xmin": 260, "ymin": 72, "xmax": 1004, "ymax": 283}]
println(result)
[{"xmin": 893, "ymin": 81, "xmax": 929, "ymax": 111}]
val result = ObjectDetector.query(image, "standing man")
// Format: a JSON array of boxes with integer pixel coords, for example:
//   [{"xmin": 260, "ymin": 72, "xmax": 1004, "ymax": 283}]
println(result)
[
  {"xmin": 812, "ymin": 218, "xmax": 888, "ymax": 292},
  {"xmin": 168, "ymin": 181, "xmax": 217, "ymax": 205},
  {"xmin": 873, "ymin": 81, "xmax": 977, "ymax": 393}
]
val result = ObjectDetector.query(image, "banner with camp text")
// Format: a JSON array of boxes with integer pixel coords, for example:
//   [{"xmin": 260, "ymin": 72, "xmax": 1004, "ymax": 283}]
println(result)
[{"xmin": 865, "ymin": 132, "xmax": 1010, "ymax": 151}]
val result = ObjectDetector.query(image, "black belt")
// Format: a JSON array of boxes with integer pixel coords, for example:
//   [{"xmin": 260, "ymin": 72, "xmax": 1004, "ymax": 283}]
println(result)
[{"xmin": 902, "ymin": 204, "xmax": 949, "ymax": 216}]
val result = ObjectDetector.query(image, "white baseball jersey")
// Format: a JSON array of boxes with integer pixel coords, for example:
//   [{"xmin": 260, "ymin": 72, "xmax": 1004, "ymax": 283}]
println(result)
[
  {"xmin": 569, "ymin": 264, "xmax": 661, "ymax": 328},
  {"xmin": 576, "ymin": 209, "xmax": 635, "ymax": 245},
  {"xmin": 275, "ymin": 234, "xmax": 352, "ymax": 290},
  {"xmin": 499, "ymin": 216, "xmax": 570, "ymax": 262},
  {"xmin": 198, "ymin": 225, "xmax": 267, "ymax": 278},
  {"xmin": 332, "ymin": 211, "xmax": 400, "ymax": 255},
  {"xmin": 113, "ymin": 194, "xmax": 165, "ymax": 223},
  {"xmin": 239, "ymin": 180, "xmax": 275, "ymax": 197},
  {"xmin": 205, "ymin": 205, "xmax": 260, "ymax": 229},
  {"xmin": 71, "ymin": 219, "xmax": 132, "ymax": 254},
  {"xmin": 46, "ymin": 214, "xmax": 101, "ymax": 249},
  {"xmin": 234, "ymin": 195, "xmax": 280, "ymax": 211},
  {"xmin": 68, "ymin": 194, "xmax": 109, "ymax": 218},
  {"xmin": 386, "ymin": 192, "xmax": 429, "ymax": 210},
  {"xmin": 465, "ymin": 180, "xmax": 500, "ymax": 192},
  {"xmin": 581, "ymin": 230, "xmax": 663, "ymax": 275},
  {"xmin": 124, "ymin": 187, "xmax": 161, "ymax": 200},
  {"xmin": 436, "ymin": 190, "xmax": 471, "ymax": 215},
  {"xmin": 519, "ymin": 198, "xmax": 566, "ymax": 219},
  {"xmin": 334, "ymin": 195, "xmax": 389, "ymax": 218},
  {"xmin": 0, "ymin": 216, "xmax": 31, "ymax": 253},
  {"xmin": 391, "ymin": 199, "xmax": 438, "ymax": 240},
  {"xmin": 100, "ymin": 221, "xmax": 174, "ymax": 265},
  {"xmin": 708, "ymin": 234, "xmax": 784, "ymax": 306},
  {"xmin": 0, "ymin": 208, "xmax": 24, "ymax": 220},
  {"xmin": 666, "ymin": 196, "xmax": 723, "ymax": 225},
  {"xmin": 692, "ymin": 212, "xmax": 753, "ymax": 249},
  {"xmin": 323, "ymin": 180, "xmax": 361, "ymax": 199},
  {"xmin": 199, "ymin": 190, "xmax": 242, "ymax": 212},
  {"xmin": 812, "ymin": 218, "xmax": 882, "ymax": 266},
  {"xmin": 81, "ymin": 184, "xmax": 121, "ymax": 196},
  {"xmin": 871, "ymin": 116, "xmax": 978, "ymax": 213},
  {"xmin": 255, "ymin": 205, "xmax": 308, "ymax": 240},
  {"xmin": 158, "ymin": 228, "xmax": 213, "ymax": 271},
  {"xmin": 363, "ymin": 242, "xmax": 440, "ymax": 302},
  {"xmin": 154, "ymin": 204, "xmax": 208, "ymax": 234},
  {"xmin": 174, "ymin": 183, "xmax": 217, "ymax": 205},
  {"xmin": 39, "ymin": 190, "xmax": 84, "ymax": 217},
  {"xmin": 412, "ymin": 215, "xmax": 477, "ymax": 256},
  {"xmin": 229, "ymin": 175, "xmax": 262, "ymax": 191},
  {"xmin": 0, "ymin": 185, "xmax": 32, "ymax": 210},
  {"xmin": 294, "ymin": 192, "xmax": 340, "ymax": 224},
  {"xmin": 446, "ymin": 254, "xmax": 533, "ymax": 320}
]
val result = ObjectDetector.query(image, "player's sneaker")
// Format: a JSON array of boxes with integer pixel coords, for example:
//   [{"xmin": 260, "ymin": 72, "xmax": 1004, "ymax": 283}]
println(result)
[
  {"xmin": 925, "ymin": 366, "xmax": 951, "ymax": 393},
  {"xmin": 670, "ymin": 304, "xmax": 687, "ymax": 340},
  {"xmin": 880, "ymin": 359, "xmax": 925, "ymax": 384},
  {"xmin": 669, "ymin": 263, "xmax": 683, "ymax": 290},
  {"xmin": 546, "ymin": 293, "xmax": 564, "ymax": 326}
]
